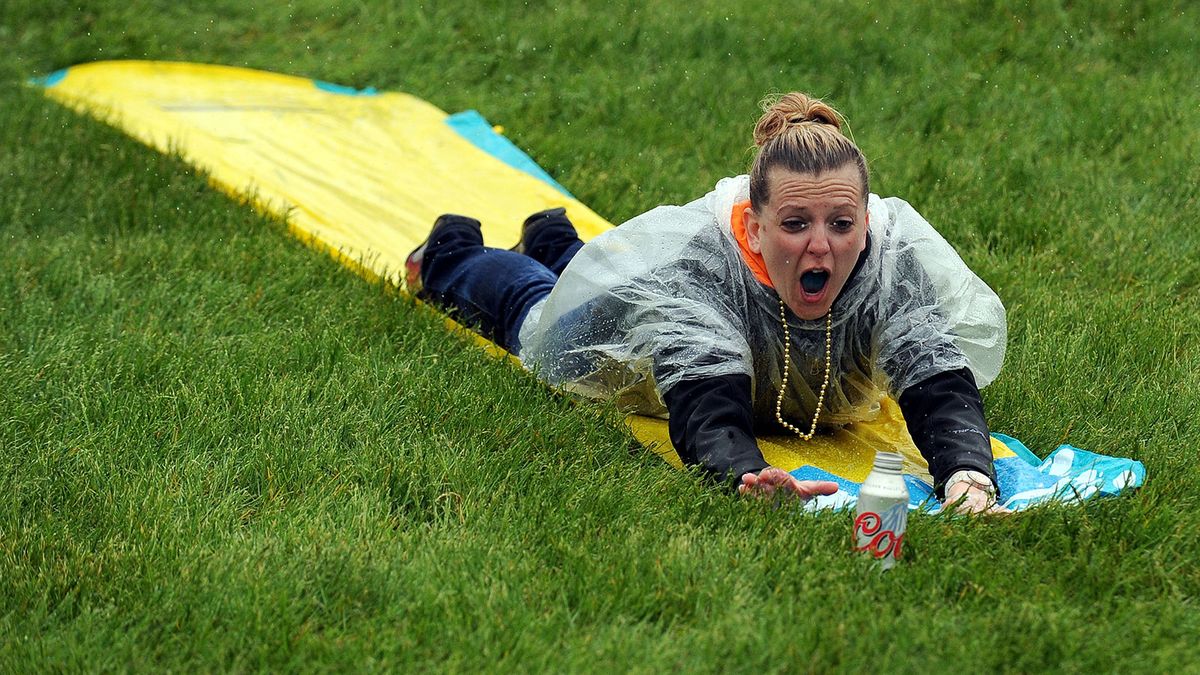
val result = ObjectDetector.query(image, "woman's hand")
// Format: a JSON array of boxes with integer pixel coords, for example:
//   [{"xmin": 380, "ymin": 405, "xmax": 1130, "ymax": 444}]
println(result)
[
  {"xmin": 944, "ymin": 481, "xmax": 1010, "ymax": 515},
  {"xmin": 738, "ymin": 467, "xmax": 840, "ymax": 501}
]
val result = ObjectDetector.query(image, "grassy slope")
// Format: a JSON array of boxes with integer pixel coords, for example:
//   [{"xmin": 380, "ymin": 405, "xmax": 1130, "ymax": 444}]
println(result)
[{"xmin": 2, "ymin": 1, "xmax": 1198, "ymax": 671}]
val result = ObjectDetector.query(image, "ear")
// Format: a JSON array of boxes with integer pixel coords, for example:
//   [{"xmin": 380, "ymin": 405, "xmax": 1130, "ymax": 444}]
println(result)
[
  {"xmin": 744, "ymin": 206, "xmax": 763, "ymax": 254},
  {"xmin": 856, "ymin": 210, "xmax": 870, "ymax": 254}
]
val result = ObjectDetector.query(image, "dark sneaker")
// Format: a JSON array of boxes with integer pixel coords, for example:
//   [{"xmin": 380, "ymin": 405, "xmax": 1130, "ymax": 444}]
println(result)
[
  {"xmin": 405, "ymin": 213, "xmax": 483, "ymax": 295},
  {"xmin": 511, "ymin": 206, "xmax": 569, "ymax": 254}
]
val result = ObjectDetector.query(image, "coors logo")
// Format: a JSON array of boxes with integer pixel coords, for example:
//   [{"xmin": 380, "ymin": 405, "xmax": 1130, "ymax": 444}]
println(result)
[{"xmin": 854, "ymin": 451, "xmax": 909, "ymax": 570}]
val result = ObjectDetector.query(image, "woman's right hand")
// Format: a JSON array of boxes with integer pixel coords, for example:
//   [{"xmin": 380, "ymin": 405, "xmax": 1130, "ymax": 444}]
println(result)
[
  {"xmin": 738, "ymin": 467, "xmax": 840, "ymax": 501},
  {"xmin": 944, "ymin": 480, "xmax": 1011, "ymax": 515}
]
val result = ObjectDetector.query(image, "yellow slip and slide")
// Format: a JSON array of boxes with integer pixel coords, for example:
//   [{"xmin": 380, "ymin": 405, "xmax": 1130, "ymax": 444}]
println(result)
[{"xmin": 36, "ymin": 60, "xmax": 1020, "ymax": 488}]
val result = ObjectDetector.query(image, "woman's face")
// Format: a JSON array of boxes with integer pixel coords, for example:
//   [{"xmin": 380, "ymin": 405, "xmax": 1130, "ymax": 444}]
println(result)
[{"xmin": 744, "ymin": 164, "xmax": 868, "ymax": 320}]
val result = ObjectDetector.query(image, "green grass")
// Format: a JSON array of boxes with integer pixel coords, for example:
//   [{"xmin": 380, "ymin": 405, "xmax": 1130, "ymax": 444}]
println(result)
[{"xmin": 2, "ymin": 0, "xmax": 1199, "ymax": 671}]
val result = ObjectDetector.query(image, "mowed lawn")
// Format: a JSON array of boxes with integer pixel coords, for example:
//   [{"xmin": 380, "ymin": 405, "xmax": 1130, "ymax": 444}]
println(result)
[{"xmin": 2, "ymin": 1, "xmax": 1198, "ymax": 671}]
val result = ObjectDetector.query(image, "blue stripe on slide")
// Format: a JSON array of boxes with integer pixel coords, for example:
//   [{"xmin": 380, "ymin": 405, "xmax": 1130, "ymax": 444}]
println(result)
[
  {"xmin": 313, "ymin": 80, "xmax": 378, "ymax": 96},
  {"xmin": 445, "ymin": 110, "xmax": 574, "ymax": 198},
  {"xmin": 29, "ymin": 68, "xmax": 68, "ymax": 88}
]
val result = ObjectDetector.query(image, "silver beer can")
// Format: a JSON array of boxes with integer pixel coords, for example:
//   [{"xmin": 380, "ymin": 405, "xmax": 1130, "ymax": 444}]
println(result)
[{"xmin": 853, "ymin": 451, "xmax": 910, "ymax": 570}]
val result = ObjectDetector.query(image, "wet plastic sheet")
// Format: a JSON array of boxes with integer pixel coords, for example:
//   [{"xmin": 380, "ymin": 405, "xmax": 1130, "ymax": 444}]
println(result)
[{"xmin": 34, "ymin": 61, "xmax": 1146, "ymax": 510}]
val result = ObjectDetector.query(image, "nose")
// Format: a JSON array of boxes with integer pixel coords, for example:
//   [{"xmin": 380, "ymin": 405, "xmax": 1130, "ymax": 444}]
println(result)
[{"xmin": 806, "ymin": 227, "xmax": 831, "ymax": 256}]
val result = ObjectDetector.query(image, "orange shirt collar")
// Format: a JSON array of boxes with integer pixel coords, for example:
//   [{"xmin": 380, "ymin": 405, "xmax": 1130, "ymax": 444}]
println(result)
[{"xmin": 729, "ymin": 199, "xmax": 774, "ymax": 288}]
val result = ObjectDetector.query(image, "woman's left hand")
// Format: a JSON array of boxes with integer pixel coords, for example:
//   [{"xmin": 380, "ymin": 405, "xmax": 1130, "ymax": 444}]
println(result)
[{"xmin": 944, "ymin": 481, "xmax": 1010, "ymax": 515}]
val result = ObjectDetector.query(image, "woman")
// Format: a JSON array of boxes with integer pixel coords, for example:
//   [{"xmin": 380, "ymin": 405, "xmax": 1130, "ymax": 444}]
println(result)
[{"xmin": 406, "ymin": 93, "xmax": 1007, "ymax": 513}]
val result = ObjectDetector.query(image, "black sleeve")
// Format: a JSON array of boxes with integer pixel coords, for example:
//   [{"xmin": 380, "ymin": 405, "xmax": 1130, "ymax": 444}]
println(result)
[
  {"xmin": 898, "ymin": 367, "xmax": 999, "ymax": 499},
  {"xmin": 663, "ymin": 374, "xmax": 769, "ymax": 486}
]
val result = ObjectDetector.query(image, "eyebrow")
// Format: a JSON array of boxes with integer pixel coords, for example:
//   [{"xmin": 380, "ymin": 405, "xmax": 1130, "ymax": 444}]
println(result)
[{"xmin": 777, "ymin": 201, "xmax": 858, "ymax": 216}]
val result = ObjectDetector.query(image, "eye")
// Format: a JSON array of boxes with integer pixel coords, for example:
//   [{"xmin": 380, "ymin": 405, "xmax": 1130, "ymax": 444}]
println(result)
[
  {"xmin": 832, "ymin": 218, "xmax": 855, "ymax": 233},
  {"xmin": 780, "ymin": 219, "xmax": 808, "ymax": 233}
]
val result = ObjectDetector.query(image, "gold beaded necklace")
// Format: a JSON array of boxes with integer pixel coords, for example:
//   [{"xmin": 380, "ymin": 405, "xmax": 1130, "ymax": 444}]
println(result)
[{"xmin": 775, "ymin": 297, "xmax": 832, "ymax": 441}]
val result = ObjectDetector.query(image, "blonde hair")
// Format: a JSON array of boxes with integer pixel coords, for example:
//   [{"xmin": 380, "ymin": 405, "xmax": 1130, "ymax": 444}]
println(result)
[{"xmin": 749, "ymin": 92, "xmax": 869, "ymax": 209}]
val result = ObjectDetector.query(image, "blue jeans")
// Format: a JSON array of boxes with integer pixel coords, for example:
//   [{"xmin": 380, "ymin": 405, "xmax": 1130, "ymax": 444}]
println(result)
[{"xmin": 418, "ymin": 208, "xmax": 583, "ymax": 353}]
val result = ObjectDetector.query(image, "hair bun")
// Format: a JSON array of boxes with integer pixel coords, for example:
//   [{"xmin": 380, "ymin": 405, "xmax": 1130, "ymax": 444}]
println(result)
[{"xmin": 753, "ymin": 92, "xmax": 844, "ymax": 148}]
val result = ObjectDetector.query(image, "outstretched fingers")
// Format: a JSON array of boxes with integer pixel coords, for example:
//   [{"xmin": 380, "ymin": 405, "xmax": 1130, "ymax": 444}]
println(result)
[
  {"xmin": 739, "ymin": 468, "xmax": 839, "ymax": 501},
  {"xmin": 792, "ymin": 479, "xmax": 840, "ymax": 499}
]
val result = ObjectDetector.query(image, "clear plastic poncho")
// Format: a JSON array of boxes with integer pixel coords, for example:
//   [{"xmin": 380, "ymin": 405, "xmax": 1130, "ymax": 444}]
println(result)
[{"xmin": 518, "ymin": 175, "xmax": 1006, "ymax": 427}]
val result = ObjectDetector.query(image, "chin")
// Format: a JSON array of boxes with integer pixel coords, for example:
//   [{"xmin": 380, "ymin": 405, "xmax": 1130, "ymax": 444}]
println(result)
[{"xmin": 788, "ymin": 301, "xmax": 831, "ymax": 321}]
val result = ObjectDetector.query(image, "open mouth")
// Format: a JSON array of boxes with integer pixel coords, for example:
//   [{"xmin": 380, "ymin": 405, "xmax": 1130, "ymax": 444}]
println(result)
[{"xmin": 800, "ymin": 269, "xmax": 830, "ymax": 295}]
